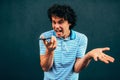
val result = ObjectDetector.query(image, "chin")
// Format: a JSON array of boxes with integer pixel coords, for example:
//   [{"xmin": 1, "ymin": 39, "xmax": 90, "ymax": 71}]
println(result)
[{"xmin": 56, "ymin": 35, "xmax": 62, "ymax": 38}]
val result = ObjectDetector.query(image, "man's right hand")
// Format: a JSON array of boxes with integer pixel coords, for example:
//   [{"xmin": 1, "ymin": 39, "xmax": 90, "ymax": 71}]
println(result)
[{"xmin": 42, "ymin": 36, "xmax": 57, "ymax": 52}]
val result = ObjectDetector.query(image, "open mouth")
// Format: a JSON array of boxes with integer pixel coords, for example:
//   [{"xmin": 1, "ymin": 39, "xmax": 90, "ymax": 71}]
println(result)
[
  {"xmin": 54, "ymin": 29, "xmax": 63, "ymax": 37},
  {"xmin": 55, "ymin": 29, "xmax": 62, "ymax": 32}
]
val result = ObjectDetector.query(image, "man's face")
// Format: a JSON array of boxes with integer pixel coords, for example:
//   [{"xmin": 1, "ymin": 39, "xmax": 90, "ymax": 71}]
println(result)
[{"xmin": 51, "ymin": 16, "xmax": 71, "ymax": 38}]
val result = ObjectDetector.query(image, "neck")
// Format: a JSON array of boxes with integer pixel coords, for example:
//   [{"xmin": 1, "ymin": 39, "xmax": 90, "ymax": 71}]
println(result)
[{"xmin": 63, "ymin": 30, "xmax": 70, "ymax": 39}]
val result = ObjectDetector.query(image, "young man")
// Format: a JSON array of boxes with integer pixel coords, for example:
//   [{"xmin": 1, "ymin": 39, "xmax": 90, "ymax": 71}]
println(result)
[{"xmin": 39, "ymin": 4, "xmax": 114, "ymax": 80}]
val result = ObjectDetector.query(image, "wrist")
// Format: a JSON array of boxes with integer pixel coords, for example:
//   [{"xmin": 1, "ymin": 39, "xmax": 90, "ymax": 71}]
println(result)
[
  {"xmin": 85, "ymin": 52, "xmax": 93, "ymax": 60},
  {"xmin": 46, "ymin": 49, "xmax": 54, "ymax": 55}
]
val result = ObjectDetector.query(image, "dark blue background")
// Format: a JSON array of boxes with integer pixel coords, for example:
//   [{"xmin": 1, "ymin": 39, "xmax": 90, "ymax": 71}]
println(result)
[{"xmin": 0, "ymin": 0, "xmax": 120, "ymax": 80}]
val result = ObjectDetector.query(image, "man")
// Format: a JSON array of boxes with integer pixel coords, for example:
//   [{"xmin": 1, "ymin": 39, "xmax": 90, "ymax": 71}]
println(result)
[{"xmin": 39, "ymin": 4, "xmax": 114, "ymax": 80}]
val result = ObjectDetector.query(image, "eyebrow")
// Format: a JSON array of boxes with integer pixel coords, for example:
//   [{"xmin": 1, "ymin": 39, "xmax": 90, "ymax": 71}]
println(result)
[
  {"xmin": 58, "ymin": 19, "xmax": 64, "ymax": 23},
  {"xmin": 52, "ymin": 18, "xmax": 64, "ymax": 22}
]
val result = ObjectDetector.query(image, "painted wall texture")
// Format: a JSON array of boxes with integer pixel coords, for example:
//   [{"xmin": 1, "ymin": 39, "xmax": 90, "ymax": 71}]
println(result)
[{"xmin": 0, "ymin": 0, "xmax": 120, "ymax": 80}]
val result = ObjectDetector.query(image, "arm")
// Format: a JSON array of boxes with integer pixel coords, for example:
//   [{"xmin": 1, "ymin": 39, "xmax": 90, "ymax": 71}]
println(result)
[
  {"xmin": 74, "ymin": 54, "xmax": 91, "ymax": 73},
  {"xmin": 40, "ymin": 50, "xmax": 54, "ymax": 71},
  {"xmin": 40, "ymin": 36, "xmax": 57, "ymax": 71},
  {"xmin": 74, "ymin": 47, "xmax": 115, "ymax": 73}
]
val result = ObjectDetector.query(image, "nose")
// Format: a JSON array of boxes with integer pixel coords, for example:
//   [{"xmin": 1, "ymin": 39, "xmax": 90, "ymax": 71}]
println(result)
[{"xmin": 54, "ymin": 23, "xmax": 60, "ymax": 28}]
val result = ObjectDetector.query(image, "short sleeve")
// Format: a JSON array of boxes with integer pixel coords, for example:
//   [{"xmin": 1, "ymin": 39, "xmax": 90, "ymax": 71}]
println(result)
[
  {"xmin": 39, "ymin": 30, "xmax": 54, "ymax": 55},
  {"xmin": 76, "ymin": 34, "xmax": 88, "ymax": 58},
  {"xmin": 39, "ymin": 35, "xmax": 46, "ymax": 55}
]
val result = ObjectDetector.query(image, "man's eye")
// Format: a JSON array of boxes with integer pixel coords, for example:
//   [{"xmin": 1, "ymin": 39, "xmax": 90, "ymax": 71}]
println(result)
[
  {"xmin": 52, "ymin": 21, "xmax": 56, "ymax": 24},
  {"xmin": 59, "ymin": 21, "xmax": 64, "ymax": 24}
]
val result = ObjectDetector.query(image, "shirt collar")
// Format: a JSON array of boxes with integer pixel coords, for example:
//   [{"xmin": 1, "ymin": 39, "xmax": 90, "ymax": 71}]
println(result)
[{"xmin": 53, "ymin": 30, "xmax": 76, "ymax": 40}]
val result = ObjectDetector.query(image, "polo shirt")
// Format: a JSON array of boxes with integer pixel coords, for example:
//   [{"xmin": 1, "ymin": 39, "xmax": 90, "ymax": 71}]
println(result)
[{"xmin": 39, "ymin": 30, "xmax": 88, "ymax": 80}]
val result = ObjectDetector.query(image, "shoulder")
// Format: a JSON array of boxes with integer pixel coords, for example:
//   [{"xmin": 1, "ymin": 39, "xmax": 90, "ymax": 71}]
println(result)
[
  {"xmin": 74, "ymin": 30, "xmax": 88, "ymax": 40},
  {"xmin": 39, "ymin": 30, "xmax": 54, "ymax": 38},
  {"xmin": 73, "ymin": 30, "xmax": 88, "ymax": 45}
]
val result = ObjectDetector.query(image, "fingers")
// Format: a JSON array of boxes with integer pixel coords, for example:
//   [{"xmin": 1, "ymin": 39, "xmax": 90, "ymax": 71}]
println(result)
[
  {"xmin": 91, "ymin": 47, "xmax": 115, "ymax": 64},
  {"xmin": 41, "ymin": 35, "xmax": 57, "ymax": 51},
  {"xmin": 98, "ymin": 53, "xmax": 110, "ymax": 64},
  {"xmin": 51, "ymin": 36, "xmax": 57, "ymax": 49},
  {"xmin": 97, "ymin": 53, "xmax": 115, "ymax": 64},
  {"xmin": 100, "ymin": 47, "xmax": 115, "ymax": 63},
  {"xmin": 101, "ymin": 47, "xmax": 110, "ymax": 52},
  {"xmin": 93, "ymin": 54, "xmax": 98, "ymax": 61},
  {"xmin": 40, "ymin": 35, "xmax": 48, "ymax": 45},
  {"xmin": 49, "ymin": 36, "xmax": 57, "ymax": 49},
  {"xmin": 41, "ymin": 36, "xmax": 48, "ymax": 45},
  {"xmin": 103, "ymin": 54, "xmax": 115, "ymax": 63}
]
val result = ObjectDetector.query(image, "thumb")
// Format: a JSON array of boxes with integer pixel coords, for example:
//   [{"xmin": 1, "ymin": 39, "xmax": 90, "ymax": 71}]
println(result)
[
  {"xmin": 94, "ymin": 56, "xmax": 98, "ymax": 61},
  {"xmin": 101, "ymin": 47, "xmax": 110, "ymax": 52},
  {"xmin": 40, "ymin": 35, "xmax": 48, "ymax": 45}
]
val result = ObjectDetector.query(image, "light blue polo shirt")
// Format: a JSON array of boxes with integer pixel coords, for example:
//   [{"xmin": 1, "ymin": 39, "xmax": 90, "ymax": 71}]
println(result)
[{"xmin": 39, "ymin": 30, "xmax": 88, "ymax": 80}]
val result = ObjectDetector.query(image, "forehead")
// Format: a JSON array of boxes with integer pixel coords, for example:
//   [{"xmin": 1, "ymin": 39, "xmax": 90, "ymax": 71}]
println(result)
[{"xmin": 51, "ymin": 16, "xmax": 65, "ymax": 21}]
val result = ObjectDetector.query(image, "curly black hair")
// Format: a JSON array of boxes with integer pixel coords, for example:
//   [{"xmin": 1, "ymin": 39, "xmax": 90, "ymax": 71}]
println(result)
[{"xmin": 47, "ymin": 4, "xmax": 77, "ymax": 29}]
